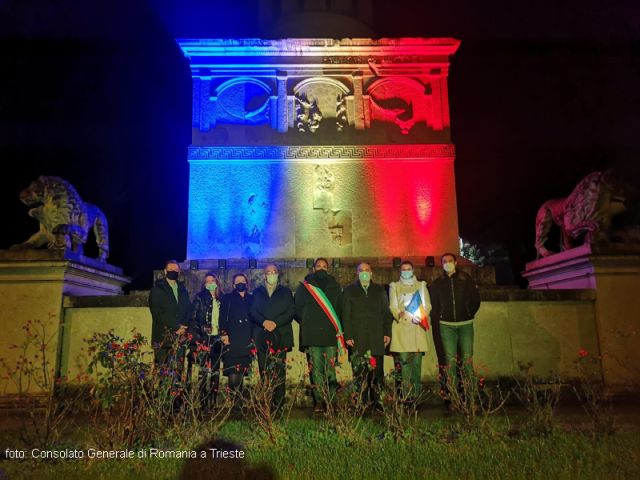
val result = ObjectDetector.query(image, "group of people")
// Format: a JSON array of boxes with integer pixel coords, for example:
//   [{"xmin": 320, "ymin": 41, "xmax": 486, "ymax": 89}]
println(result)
[{"xmin": 148, "ymin": 254, "xmax": 481, "ymax": 413}]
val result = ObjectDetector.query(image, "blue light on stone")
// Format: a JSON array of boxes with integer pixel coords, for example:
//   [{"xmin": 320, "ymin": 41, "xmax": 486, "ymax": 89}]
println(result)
[{"xmin": 187, "ymin": 156, "xmax": 291, "ymax": 259}]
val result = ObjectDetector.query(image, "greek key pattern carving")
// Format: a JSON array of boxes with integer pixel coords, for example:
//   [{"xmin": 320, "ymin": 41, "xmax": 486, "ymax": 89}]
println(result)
[{"xmin": 188, "ymin": 144, "xmax": 455, "ymax": 161}]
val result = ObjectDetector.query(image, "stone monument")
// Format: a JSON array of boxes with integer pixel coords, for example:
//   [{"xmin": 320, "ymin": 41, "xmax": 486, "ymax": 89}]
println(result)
[
  {"xmin": 0, "ymin": 177, "xmax": 129, "ymax": 395},
  {"xmin": 178, "ymin": 37, "xmax": 461, "ymax": 263},
  {"xmin": 524, "ymin": 171, "xmax": 640, "ymax": 394}
]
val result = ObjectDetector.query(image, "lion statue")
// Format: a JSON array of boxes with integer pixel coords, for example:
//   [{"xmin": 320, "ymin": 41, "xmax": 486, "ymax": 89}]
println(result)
[
  {"xmin": 11, "ymin": 175, "xmax": 109, "ymax": 261},
  {"xmin": 535, "ymin": 170, "xmax": 626, "ymax": 257}
]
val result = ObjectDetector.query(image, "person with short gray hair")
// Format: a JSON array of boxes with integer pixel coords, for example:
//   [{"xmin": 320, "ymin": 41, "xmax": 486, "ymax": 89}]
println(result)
[
  {"xmin": 342, "ymin": 262, "xmax": 393, "ymax": 409},
  {"xmin": 250, "ymin": 264, "xmax": 295, "ymax": 411}
]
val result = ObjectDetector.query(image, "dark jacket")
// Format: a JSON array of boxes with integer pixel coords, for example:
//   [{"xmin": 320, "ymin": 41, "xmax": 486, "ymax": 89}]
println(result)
[
  {"xmin": 149, "ymin": 279, "xmax": 191, "ymax": 345},
  {"xmin": 250, "ymin": 284, "xmax": 295, "ymax": 351},
  {"xmin": 342, "ymin": 281, "xmax": 393, "ymax": 357},
  {"xmin": 430, "ymin": 271, "xmax": 481, "ymax": 323},
  {"xmin": 294, "ymin": 272, "xmax": 343, "ymax": 348},
  {"xmin": 189, "ymin": 289, "xmax": 221, "ymax": 344},
  {"xmin": 219, "ymin": 291, "xmax": 254, "ymax": 362}
]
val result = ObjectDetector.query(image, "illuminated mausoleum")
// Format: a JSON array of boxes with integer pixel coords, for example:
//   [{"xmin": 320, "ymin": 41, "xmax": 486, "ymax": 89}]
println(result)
[{"xmin": 178, "ymin": 38, "xmax": 461, "ymax": 262}]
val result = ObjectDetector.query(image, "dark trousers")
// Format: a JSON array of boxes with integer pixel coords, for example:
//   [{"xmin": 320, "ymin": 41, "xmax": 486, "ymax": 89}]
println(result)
[
  {"xmin": 351, "ymin": 353, "xmax": 384, "ymax": 406},
  {"xmin": 190, "ymin": 338, "xmax": 223, "ymax": 410},
  {"xmin": 257, "ymin": 348, "xmax": 288, "ymax": 410}
]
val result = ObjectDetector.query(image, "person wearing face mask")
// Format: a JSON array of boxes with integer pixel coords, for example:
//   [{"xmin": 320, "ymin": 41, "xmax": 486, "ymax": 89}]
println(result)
[
  {"xmin": 149, "ymin": 259, "xmax": 192, "ymax": 366},
  {"xmin": 249, "ymin": 264, "xmax": 295, "ymax": 412},
  {"xmin": 188, "ymin": 272, "xmax": 223, "ymax": 411},
  {"xmin": 430, "ymin": 253, "xmax": 481, "ymax": 393},
  {"xmin": 219, "ymin": 273, "xmax": 254, "ymax": 412},
  {"xmin": 342, "ymin": 262, "xmax": 393, "ymax": 409},
  {"xmin": 388, "ymin": 260, "xmax": 432, "ymax": 402},
  {"xmin": 294, "ymin": 257, "xmax": 343, "ymax": 413}
]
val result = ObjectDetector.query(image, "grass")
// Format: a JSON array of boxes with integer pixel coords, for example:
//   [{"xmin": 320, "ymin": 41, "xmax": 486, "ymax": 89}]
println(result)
[{"xmin": 1, "ymin": 412, "xmax": 640, "ymax": 479}]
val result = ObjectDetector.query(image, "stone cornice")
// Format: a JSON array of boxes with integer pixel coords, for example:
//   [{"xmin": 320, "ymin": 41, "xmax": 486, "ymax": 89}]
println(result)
[
  {"xmin": 188, "ymin": 144, "xmax": 455, "ymax": 162},
  {"xmin": 178, "ymin": 38, "xmax": 461, "ymax": 59}
]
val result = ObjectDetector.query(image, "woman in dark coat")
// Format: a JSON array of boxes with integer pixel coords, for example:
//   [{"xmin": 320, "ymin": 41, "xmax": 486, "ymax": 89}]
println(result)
[
  {"xmin": 219, "ymin": 273, "xmax": 255, "ymax": 409},
  {"xmin": 188, "ymin": 272, "xmax": 222, "ymax": 411}
]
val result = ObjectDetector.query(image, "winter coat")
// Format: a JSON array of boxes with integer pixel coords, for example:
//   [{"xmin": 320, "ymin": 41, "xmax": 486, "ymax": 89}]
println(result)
[
  {"xmin": 148, "ymin": 279, "xmax": 191, "ymax": 345},
  {"xmin": 342, "ymin": 281, "xmax": 393, "ymax": 357},
  {"xmin": 294, "ymin": 272, "xmax": 343, "ymax": 348},
  {"xmin": 219, "ymin": 291, "xmax": 255, "ymax": 363},
  {"xmin": 188, "ymin": 289, "xmax": 221, "ymax": 344},
  {"xmin": 389, "ymin": 278, "xmax": 432, "ymax": 353},
  {"xmin": 250, "ymin": 284, "xmax": 295, "ymax": 351},
  {"xmin": 430, "ymin": 271, "xmax": 481, "ymax": 323}
]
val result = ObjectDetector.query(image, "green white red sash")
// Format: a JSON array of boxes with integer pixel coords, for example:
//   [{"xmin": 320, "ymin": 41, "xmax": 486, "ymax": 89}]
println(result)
[{"xmin": 302, "ymin": 281, "xmax": 347, "ymax": 358}]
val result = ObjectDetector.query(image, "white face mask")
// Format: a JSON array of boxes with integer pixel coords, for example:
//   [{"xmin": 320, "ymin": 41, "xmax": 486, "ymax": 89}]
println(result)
[
  {"xmin": 266, "ymin": 273, "xmax": 279, "ymax": 286},
  {"xmin": 443, "ymin": 262, "xmax": 456, "ymax": 274}
]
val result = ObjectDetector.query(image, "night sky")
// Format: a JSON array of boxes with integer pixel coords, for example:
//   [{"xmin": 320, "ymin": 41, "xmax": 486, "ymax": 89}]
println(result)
[{"xmin": 1, "ymin": 0, "xmax": 638, "ymax": 289}]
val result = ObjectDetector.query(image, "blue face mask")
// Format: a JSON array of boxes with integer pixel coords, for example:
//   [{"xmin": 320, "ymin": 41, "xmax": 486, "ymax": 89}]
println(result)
[{"xmin": 400, "ymin": 270, "xmax": 413, "ymax": 280}]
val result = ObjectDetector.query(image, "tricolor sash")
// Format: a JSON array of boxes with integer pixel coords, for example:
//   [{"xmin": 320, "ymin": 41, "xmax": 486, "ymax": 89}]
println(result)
[{"xmin": 302, "ymin": 281, "xmax": 348, "ymax": 363}]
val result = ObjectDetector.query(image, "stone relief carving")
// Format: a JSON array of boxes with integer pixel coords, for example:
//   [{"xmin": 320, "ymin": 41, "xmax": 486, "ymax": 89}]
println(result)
[
  {"xmin": 188, "ymin": 144, "xmax": 456, "ymax": 161},
  {"xmin": 293, "ymin": 78, "xmax": 351, "ymax": 133},
  {"xmin": 295, "ymin": 94, "xmax": 323, "ymax": 133},
  {"xmin": 11, "ymin": 176, "xmax": 109, "ymax": 261},
  {"xmin": 213, "ymin": 78, "xmax": 272, "ymax": 125},
  {"xmin": 535, "ymin": 170, "xmax": 627, "ymax": 257},
  {"xmin": 195, "ymin": 73, "xmax": 447, "ymax": 135},
  {"xmin": 325, "ymin": 210, "xmax": 353, "ymax": 247},
  {"xmin": 312, "ymin": 165, "xmax": 352, "ymax": 247},
  {"xmin": 367, "ymin": 77, "xmax": 430, "ymax": 135},
  {"xmin": 313, "ymin": 164, "xmax": 335, "ymax": 209},
  {"xmin": 336, "ymin": 93, "xmax": 349, "ymax": 132},
  {"xmin": 242, "ymin": 193, "xmax": 268, "ymax": 256}
]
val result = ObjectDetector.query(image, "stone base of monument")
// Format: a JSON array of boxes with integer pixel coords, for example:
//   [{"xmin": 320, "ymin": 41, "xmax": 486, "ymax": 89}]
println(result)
[
  {"xmin": 161, "ymin": 256, "xmax": 496, "ymax": 294},
  {"xmin": 523, "ymin": 242, "xmax": 640, "ymax": 395},
  {"xmin": 0, "ymin": 249, "xmax": 130, "ymax": 395}
]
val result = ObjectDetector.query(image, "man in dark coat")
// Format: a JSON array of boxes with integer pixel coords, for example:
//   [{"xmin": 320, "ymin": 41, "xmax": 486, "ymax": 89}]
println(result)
[
  {"xmin": 343, "ymin": 262, "xmax": 393, "ymax": 407},
  {"xmin": 250, "ymin": 263, "xmax": 295, "ymax": 411},
  {"xmin": 294, "ymin": 257, "xmax": 343, "ymax": 412},
  {"xmin": 148, "ymin": 259, "xmax": 191, "ymax": 366},
  {"xmin": 430, "ymin": 252, "xmax": 481, "ymax": 390}
]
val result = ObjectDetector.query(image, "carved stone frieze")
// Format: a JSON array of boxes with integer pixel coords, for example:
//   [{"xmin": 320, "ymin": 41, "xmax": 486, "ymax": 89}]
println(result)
[{"xmin": 188, "ymin": 144, "xmax": 456, "ymax": 161}]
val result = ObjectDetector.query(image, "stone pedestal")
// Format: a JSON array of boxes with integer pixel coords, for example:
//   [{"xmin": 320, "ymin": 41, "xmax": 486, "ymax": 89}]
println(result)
[
  {"xmin": 524, "ymin": 243, "xmax": 640, "ymax": 394},
  {"xmin": 187, "ymin": 147, "xmax": 459, "ymax": 259},
  {"xmin": 522, "ymin": 244, "xmax": 596, "ymax": 289},
  {"xmin": 0, "ymin": 250, "xmax": 130, "ymax": 394}
]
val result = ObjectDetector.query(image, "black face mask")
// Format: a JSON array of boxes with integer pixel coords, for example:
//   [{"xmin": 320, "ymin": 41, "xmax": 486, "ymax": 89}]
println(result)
[
  {"xmin": 166, "ymin": 271, "xmax": 179, "ymax": 281},
  {"xmin": 234, "ymin": 283, "xmax": 247, "ymax": 293},
  {"xmin": 315, "ymin": 270, "xmax": 328, "ymax": 279}
]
